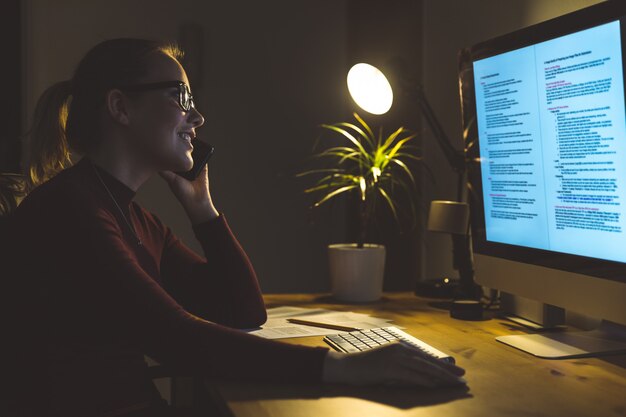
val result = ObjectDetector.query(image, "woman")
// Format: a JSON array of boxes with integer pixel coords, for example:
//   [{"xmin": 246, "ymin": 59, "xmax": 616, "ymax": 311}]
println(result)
[{"xmin": 5, "ymin": 38, "xmax": 465, "ymax": 417}]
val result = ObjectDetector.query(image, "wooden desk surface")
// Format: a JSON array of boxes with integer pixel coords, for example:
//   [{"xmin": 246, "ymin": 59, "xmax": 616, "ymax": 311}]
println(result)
[{"xmin": 207, "ymin": 293, "xmax": 626, "ymax": 417}]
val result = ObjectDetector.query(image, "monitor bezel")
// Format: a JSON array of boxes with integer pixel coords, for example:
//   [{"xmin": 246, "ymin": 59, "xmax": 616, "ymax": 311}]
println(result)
[{"xmin": 460, "ymin": 1, "xmax": 626, "ymax": 284}]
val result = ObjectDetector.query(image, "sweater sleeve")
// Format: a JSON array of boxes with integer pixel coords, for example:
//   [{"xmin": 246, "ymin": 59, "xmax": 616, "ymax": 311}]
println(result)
[
  {"xmin": 36, "ymin": 189, "xmax": 328, "ymax": 383},
  {"xmin": 159, "ymin": 214, "xmax": 267, "ymax": 329}
]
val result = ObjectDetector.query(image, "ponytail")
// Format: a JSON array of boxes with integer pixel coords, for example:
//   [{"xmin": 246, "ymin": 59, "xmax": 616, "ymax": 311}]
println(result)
[{"xmin": 26, "ymin": 80, "xmax": 73, "ymax": 187}]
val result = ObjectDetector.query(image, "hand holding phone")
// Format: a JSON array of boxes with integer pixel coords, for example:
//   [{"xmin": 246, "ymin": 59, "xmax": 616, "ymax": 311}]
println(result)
[{"xmin": 175, "ymin": 140, "xmax": 215, "ymax": 180}]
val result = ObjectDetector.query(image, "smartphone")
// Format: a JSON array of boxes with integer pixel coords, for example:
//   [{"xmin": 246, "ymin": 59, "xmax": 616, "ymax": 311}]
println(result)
[{"xmin": 176, "ymin": 140, "xmax": 215, "ymax": 180}]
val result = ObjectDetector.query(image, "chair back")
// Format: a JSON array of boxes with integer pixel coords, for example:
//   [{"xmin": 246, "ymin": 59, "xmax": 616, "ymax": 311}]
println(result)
[
  {"xmin": 0, "ymin": 173, "xmax": 29, "ymax": 238},
  {"xmin": 0, "ymin": 173, "xmax": 29, "ymax": 217},
  {"xmin": 0, "ymin": 174, "xmax": 29, "ymax": 411},
  {"xmin": 0, "ymin": 172, "xmax": 30, "ymax": 291}
]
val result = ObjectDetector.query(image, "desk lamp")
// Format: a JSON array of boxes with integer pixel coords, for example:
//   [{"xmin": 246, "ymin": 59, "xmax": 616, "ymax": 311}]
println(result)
[
  {"xmin": 426, "ymin": 200, "xmax": 481, "ymax": 300},
  {"xmin": 346, "ymin": 61, "xmax": 481, "ymax": 300}
]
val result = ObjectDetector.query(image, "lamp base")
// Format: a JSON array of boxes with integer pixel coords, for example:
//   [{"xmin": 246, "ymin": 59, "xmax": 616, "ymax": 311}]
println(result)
[
  {"xmin": 414, "ymin": 277, "xmax": 459, "ymax": 299},
  {"xmin": 450, "ymin": 299, "xmax": 483, "ymax": 320}
]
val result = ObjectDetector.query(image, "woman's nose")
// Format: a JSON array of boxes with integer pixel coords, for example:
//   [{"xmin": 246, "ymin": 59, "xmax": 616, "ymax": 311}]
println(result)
[{"xmin": 188, "ymin": 106, "xmax": 205, "ymax": 128}]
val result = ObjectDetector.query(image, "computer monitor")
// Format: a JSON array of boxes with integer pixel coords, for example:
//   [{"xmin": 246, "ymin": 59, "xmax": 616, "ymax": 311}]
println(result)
[{"xmin": 459, "ymin": 1, "xmax": 626, "ymax": 358}]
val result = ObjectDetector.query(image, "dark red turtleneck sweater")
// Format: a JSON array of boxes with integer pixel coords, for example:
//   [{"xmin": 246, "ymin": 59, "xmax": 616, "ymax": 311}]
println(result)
[{"xmin": 4, "ymin": 158, "xmax": 327, "ymax": 417}]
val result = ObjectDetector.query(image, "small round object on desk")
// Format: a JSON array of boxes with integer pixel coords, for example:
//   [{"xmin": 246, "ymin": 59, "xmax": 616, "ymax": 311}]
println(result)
[
  {"xmin": 415, "ymin": 277, "xmax": 459, "ymax": 299},
  {"xmin": 450, "ymin": 299, "xmax": 483, "ymax": 321}
]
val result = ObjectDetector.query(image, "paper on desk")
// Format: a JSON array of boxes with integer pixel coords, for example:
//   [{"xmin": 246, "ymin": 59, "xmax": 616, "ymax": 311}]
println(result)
[
  {"xmin": 265, "ymin": 306, "xmax": 333, "ymax": 318},
  {"xmin": 245, "ymin": 306, "xmax": 396, "ymax": 339}
]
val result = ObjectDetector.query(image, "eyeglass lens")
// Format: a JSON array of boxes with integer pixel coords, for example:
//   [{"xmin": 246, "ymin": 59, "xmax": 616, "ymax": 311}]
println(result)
[{"xmin": 180, "ymin": 84, "xmax": 194, "ymax": 111}]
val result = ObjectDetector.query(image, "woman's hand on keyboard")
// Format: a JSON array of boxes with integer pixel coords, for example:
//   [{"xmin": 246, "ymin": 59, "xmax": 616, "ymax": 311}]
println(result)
[{"xmin": 322, "ymin": 342, "xmax": 466, "ymax": 388}]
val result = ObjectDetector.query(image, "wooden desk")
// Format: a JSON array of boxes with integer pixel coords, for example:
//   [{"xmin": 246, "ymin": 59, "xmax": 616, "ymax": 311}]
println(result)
[{"xmin": 207, "ymin": 293, "xmax": 626, "ymax": 417}]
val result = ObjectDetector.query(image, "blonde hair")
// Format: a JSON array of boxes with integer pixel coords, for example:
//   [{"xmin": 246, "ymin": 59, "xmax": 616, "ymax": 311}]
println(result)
[{"xmin": 26, "ymin": 81, "xmax": 73, "ymax": 187}]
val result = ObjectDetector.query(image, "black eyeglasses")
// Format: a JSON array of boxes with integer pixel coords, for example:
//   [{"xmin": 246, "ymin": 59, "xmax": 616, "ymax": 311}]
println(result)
[{"xmin": 118, "ymin": 81, "xmax": 195, "ymax": 112}]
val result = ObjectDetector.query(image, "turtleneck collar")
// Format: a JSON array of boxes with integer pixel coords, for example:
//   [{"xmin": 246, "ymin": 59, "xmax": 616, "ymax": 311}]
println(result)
[{"xmin": 78, "ymin": 157, "xmax": 136, "ymax": 207}]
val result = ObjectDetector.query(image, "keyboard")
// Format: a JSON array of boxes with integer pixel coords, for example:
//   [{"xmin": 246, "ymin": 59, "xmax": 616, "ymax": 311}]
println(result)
[{"xmin": 323, "ymin": 327, "xmax": 455, "ymax": 363}]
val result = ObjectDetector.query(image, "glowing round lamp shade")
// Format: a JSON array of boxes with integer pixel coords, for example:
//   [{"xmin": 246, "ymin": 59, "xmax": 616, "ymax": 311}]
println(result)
[{"xmin": 347, "ymin": 63, "xmax": 393, "ymax": 115}]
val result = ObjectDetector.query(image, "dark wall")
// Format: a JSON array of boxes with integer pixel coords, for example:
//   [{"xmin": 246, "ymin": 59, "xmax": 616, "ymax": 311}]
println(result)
[
  {"xmin": 1, "ymin": 0, "xmax": 21, "ymax": 173},
  {"xmin": 191, "ymin": 1, "xmax": 351, "ymax": 293}
]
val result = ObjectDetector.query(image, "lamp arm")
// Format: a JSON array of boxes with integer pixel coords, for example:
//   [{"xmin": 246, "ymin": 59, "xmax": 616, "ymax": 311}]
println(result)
[{"xmin": 405, "ymin": 86, "xmax": 465, "ymax": 174}]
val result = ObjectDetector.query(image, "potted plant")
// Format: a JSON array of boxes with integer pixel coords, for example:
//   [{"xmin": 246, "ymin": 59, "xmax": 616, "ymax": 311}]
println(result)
[{"xmin": 298, "ymin": 113, "xmax": 420, "ymax": 302}]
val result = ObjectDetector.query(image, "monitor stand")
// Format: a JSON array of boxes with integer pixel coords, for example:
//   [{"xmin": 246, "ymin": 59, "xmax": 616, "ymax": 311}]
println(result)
[
  {"xmin": 497, "ymin": 320, "xmax": 626, "ymax": 359},
  {"xmin": 500, "ymin": 292, "xmax": 566, "ymax": 329}
]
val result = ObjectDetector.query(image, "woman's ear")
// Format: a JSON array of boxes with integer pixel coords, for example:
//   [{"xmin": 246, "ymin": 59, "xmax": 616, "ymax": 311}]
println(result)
[{"xmin": 105, "ymin": 89, "xmax": 132, "ymax": 126}]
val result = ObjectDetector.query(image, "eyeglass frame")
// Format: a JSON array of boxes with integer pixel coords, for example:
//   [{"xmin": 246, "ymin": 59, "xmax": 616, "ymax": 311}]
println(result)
[{"xmin": 117, "ymin": 80, "xmax": 195, "ymax": 112}]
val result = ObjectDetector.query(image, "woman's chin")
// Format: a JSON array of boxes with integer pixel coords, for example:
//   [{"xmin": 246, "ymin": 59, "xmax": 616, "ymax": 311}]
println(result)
[
  {"xmin": 182, "ymin": 158, "xmax": 194, "ymax": 171},
  {"xmin": 167, "ymin": 156, "xmax": 193, "ymax": 173}
]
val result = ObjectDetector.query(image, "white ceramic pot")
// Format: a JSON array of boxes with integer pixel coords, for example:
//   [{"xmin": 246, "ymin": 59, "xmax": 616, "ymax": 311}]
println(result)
[{"xmin": 328, "ymin": 243, "xmax": 386, "ymax": 302}]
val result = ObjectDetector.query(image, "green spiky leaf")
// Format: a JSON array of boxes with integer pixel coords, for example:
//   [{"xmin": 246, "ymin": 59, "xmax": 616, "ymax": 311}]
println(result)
[{"xmin": 297, "ymin": 113, "xmax": 423, "ymax": 237}]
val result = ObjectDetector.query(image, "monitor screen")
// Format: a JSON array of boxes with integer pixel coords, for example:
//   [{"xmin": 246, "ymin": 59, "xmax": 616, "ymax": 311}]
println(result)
[
  {"xmin": 461, "ymin": 1, "xmax": 626, "ymax": 287},
  {"xmin": 473, "ymin": 20, "xmax": 626, "ymax": 263}
]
